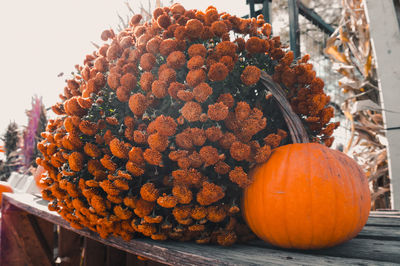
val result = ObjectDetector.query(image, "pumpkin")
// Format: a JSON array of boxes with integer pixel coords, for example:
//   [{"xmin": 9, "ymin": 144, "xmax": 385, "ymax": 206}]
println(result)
[
  {"xmin": 0, "ymin": 181, "xmax": 13, "ymax": 206},
  {"xmin": 243, "ymin": 143, "xmax": 371, "ymax": 249},
  {"xmin": 33, "ymin": 165, "xmax": 47, "ymax": 191}
]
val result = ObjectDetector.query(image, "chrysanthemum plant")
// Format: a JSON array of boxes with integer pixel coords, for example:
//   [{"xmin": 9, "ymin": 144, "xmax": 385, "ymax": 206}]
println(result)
[{"xmin": 37, "ymin": 4, "xmax": 338, "ymax": 246}]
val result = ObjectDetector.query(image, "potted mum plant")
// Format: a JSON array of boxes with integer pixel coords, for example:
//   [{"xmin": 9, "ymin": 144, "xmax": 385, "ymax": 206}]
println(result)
[{"xmin": 37, "ymin": 3, "xmax": 369, "ymax": 248}]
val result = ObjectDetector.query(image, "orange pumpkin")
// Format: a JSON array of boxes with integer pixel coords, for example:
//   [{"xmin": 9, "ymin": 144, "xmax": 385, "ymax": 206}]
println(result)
[
  {"xmin": 0, "ymin": 181, "xmax": 13, "ymax": 206},
  {"xmin": 243, "ymin": 143, "xmax": 371, "ymax": 249},
  {"xmin": 33, "ymin": 165, "xmax": 48, "ymax": 191}
]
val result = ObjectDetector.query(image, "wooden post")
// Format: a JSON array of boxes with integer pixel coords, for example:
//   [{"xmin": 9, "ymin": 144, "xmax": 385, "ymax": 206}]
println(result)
[
  {"xmin": 288, "ymin": 0, "xmax": 301, "ymax": 58},
  {"xmin": 262, "ymin": 0, "xmax": 271, "ymax": 23},
  {"xmin": 364, "ymin": 0, "xmax": 400, "ymax": 209},
  {"xmin": 249, "ymin": 0, "xmax": 256, "ymax": 18}
]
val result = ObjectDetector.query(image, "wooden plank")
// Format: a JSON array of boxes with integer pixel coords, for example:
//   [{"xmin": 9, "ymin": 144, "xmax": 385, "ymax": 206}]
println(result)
[
  {"xmin": 106, "ymin": 246, "xmax": 126, "ymax": 266},
  {"xmin": 83, "ymin": 237, "xmax": 107, "ymax": 266},
  {"xmin": 367, "ymin": 216, "xmax": 400, "ymax": 227},
  {"xmin": 26, "ymin": 214, "xmax": 55, "ymax": 263},
  {"xmin": 126, "ymin": 250, "xmax": 167, "ymax": 266},
  {"xmin": 0, "ymin": 201, "xmax": 53, "ymax": 266},
  {"xmin": 365, "ymin": 0, "xmax": 400, "ymax": 209},
  {"xmin": 357, "ymin": 225, "xmax": 400, "ymax": 241},
  {"xmin": 126, "ymin": 253, "xmax": 147, "ymax": 266},
  {"xmin": 0, "ymin": 202, "xmax": 29, "ymax": 266},
  {"xmin": 58, "ymin": 226, "xmax": 83, "ymax": 266},
  {"xmin": 371, "ymin": 210, "xmax": 400, "ymax": 216},
  {"xmin": 35, "ymin": 215, "xmax": 55, "ymax": 256},
  {"xmin": 249, "ymin": 238, "xmax": 400, "ymax": 264},
  {"xmin": 3, "ymin": 193, "xmax": 400, "ymax": 265}
]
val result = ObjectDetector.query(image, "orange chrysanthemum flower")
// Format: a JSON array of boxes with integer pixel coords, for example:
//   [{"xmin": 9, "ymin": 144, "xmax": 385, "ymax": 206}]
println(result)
[
  {"xmin": 196, "ymin": 181, "xmax": 225, "ymax": 206},
  {"xmin": 172, "ymin": 184, "xmax": 192, "ymax": 204},
  {"xmin": 185, "ymin": 19, "xmax": 203, "ymax": 39},
  {"xmin": 186, "ymin": 69, "xmax": 206, "ymax": 87},
  {"xmin": 211, "ymin": 21, "xmax": 228, "ymax": 36},
  {"xmin": 229, "ymin": 166, "xmax": 252, "ymax": 188},
  {"xmin": 159, "ymin": 39, "xmax": 177, "ymax": 56},
  {"xmin": 151, "ymin": 80, "xmax": 168, "ymax": 99},
  {"xmin": 157, "ymin": 194, "xmax": 178, "ymax": 208},
  {"xmin": 215, "ymin": 41, "xmax": 237, "ymax": 57},
  {"xmin": 241, "ymin": 65, "xmax": 261, "ymax": 86},
  {"xmin": 166, "ymin": 51, "xmax": 186, "ymax": 69},
  {"xmin": 68, "ymin": 152, "xmax": 84, "ymax": 172},
  {"xmin": 129, "ymin": 93, "xmax": 147, "ymax": 116},
  {"xmin": 216, "ymin": 93, "xmax": 234, "ymax": 108},
  {"xmin": 181, "ymin": 101, "xmax": 202, "ymax": 122},
  {"xmin": 207, "ymin": 102, "xmax": 229, "ymax": 121},
  {"xmin": 208, "ymin": 63, "xmax": 229, "ymax": 82},
  {"xmin": 187, "ymin": 56, "xmax": 204, "ymax": 70},
  {"xmin": 207, "ymin": 205, "xmax": 227, "ymax": 223},
  {"xmin": 143, "ymin": 148, "xmax": 163, "ymax": 166},
  {"xmin": 140, "ymin": 53, "xmax": 156, "ymax": 71},
  {"xmin": 188, "ymin": 44, "xmax": 207, "ymax": 58},
  {"xmin": 140, "ymin": 72, "xmax": 154, "ymax": 91},
  {"xmin": 199, "ymin": 146, "xmax": 219, "ymax": 166},
  {"xmin": 140, "ymin": 183, "xmax": 160, "ymax": 202}
]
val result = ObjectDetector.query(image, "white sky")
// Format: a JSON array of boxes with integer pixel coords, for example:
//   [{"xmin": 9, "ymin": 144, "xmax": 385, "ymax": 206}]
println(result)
[{"xmin": 0, "ymin": 0, "xmax": 248, "ymax": 136}]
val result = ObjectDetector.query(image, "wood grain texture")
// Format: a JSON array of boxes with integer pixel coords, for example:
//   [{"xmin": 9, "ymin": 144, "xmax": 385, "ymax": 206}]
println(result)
[
  {"xmin": 58, "ymin": 226, "xmax": 83, "ymax": 266},
  {"xmin": 106, "ymin": 246, "xmax": 126, "ymax": 266},
  {"xmin": 367, "ymin": 216, "xmax": 400, "ymax": 227},
  {"xmin": 0, "ymin": 203, "xmax": 29, "ymax": 266},
  {"xmin": 2, "ymin": 193, "xmax": 399, "ymax": 265},
  {"xmin": 0, "ymin": 204, "xmax": 52, "ymax": 266},
  {"xmin": 364, "ymin": 0, "xmax": 400, "ymax": 210},
  {"xmin": 83, "ymin": 237, "xmax": 106, "ymax": 266}
]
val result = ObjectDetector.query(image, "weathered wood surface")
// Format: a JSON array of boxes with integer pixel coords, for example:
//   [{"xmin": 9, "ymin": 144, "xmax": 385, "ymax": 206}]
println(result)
[
  {"xmin": 58, "ymin": 227, "xmax": 82, "ymax": 266},
  {"xmin": 2, "ymin": 193, "xmax": 400, "ymax": 265},
  {"xmin": 83, "ymin": 237, "xmax": 107, "ymax": 266},
  {"xmin": 365, "ymin": 0, "xmax": 400, "ymax": 210},
  {"xmin": 0, "ymin": 203, "xmax": 53, "ymax": 266}
]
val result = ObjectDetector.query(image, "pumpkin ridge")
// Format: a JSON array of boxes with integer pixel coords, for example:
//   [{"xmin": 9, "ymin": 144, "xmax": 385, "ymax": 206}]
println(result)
[
  {"xmin": 260, "ymin": 163, "xmax": 275, "ymax": 245},
  {"xmin": 323, "ymin": 145, "xmax": 342, "ymax": 247},
  {"xmin": 325, "ymin": 148, "xmax": 339, "ymax": 247},
  {"xmin": 343, "ymin": 154, "xmax": 364, "ymax": 243},
  {"xmin": 340, "ymin": 154, "xmax": 361, "ymax": 244},
  {"xmin": 282, "ymin": 145, "xmax": 294, "ymax": 248},
  {"xmin": 250, "ymin": 165, "xmax": 267, "ymax": 242},
  {"xmin": 325, "ymin": 147, "xmax": 348, "ymax": 247},
  {"xmin": 307, "ymin": 144, "xmax": 315, "ymax": 249},
  {"xmin": 259, "ymin": 149, "xmax": 283, "ymax": 247}
]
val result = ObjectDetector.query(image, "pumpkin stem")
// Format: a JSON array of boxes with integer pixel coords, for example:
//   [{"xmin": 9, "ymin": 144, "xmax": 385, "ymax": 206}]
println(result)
[{"xmin": 260, "ymin": 71, "xmax": 309, "ymax": 144}]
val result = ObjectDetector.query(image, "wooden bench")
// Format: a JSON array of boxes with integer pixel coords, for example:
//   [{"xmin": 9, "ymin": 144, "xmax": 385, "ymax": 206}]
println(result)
[{"xmin": 1, "ymin": 193, "xmax": 399, "ymax": 265}]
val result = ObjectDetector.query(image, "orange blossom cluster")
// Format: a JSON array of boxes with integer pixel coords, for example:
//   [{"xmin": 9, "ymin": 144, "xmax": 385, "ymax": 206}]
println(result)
[{"xmin": 37, "ymin": 3, "xmax": 337, "ymax": 246}]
